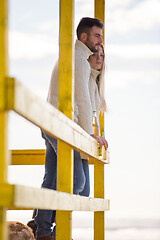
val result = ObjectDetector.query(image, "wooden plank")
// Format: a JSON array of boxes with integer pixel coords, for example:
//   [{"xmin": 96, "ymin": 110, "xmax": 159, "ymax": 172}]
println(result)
[
  {"xmin": 6, "ymin": 78, "xmax": 110, "ymax": 163},
  {"xmin": 94, "ymin": 163, "xmax": 104, "ymax": 199},
  {"xmin": 0, "ymin": 1, "xmax": 9, "ymax": 239},
  {"xmin": 58, "ymin": 0, "xmax": 74, "ymax": 120},
  {"xmin": 94, "ymin": 0, "xmax": 105, "ymax": 38},
  {"xmin": 94, "ymin": 212, "xmax": 105, "ymax": 240},
  {"xmin": 11, "ymin": 149, "xmax": 45, "ymax": 165},
  {"xmin": 0, "ymin": 184, "xmax": 14, "ymax": 207},
  {"xmin": 0, "ymin": 184, "xmax": 12, "ymax": 240},
  {"xmin": 0, "ymin": 184, "xmax": 110, "ymax": 212},
  {"xmin": 94, "ymin": 1, "xmax": 106, "ymax": 239},
  {"xmin": 94, "ymin": 163, "xmax": 105, "ymax": 240},
  {"xmin": 0, "ymin": 0, "xmax": 8, "ymax": 110},
  {"xmin": 94, "ymin": 0, "xmax": 105, "ymax": 138},
  {"xmin": 0, "ymin": 113, "xmax": 10, "ymax": 182},
  {"xmin": 10, "ymin": 149, "xmax": 108, "ymax": 165},
  {"xmin": 57, "ymin": 0, "xmax": 74, "ymax": 238},
  {"xmin": 0, "ymin": 0, "xmax": 9, "ymax": 184},
  {"xmin": 13, "ymin": 184, "xmax": 109, "ymax": 211},
  {"xmin": 0, "ymin": 209, "xmax": 7, "ymax": 240},
  {"xmin": 57, "ymin": 142, "xmax": 73, "ymax": 194},
  {"xmin": 57, "ymin": 142, "xmax": 73, "ymax": 240}
]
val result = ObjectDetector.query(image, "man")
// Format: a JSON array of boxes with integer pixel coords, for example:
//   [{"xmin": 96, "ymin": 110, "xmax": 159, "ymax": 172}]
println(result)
[
  {"xmin": 47, "ymin": 17, "xmax": 104, "ymax": 139},
  {"xmin": 28, "ymin": 17, "xmax": 108, "ymax": 240}
]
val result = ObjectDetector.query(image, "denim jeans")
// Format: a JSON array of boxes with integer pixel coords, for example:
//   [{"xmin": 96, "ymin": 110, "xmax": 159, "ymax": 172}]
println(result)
[{"xmin": 35, "ymin": 132, "xmax": 90, "ymax": 237}]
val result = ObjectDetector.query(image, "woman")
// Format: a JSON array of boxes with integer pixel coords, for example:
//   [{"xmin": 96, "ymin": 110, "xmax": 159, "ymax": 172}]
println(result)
[
  {"xmin": 28, "ymin": 44, "xmax": 108, "ymax": 240},
  {"xmin": 88, "ymin": 43, "xmax": 107, "ymax": 115},
  {"xmin": 88, "ymin": 43, "xmax": 107, "ymax": 145}
]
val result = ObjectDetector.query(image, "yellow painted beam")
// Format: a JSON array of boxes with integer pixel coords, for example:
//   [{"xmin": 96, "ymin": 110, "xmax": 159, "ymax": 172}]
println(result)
[
  {"xmin": 57, "ymin": 142, "xmax": 73, "ymax": 194},
  {"xmin": 56, "ymin": 0, "xmax": 74, "ymax": 239},
  {"xmin": 11, "ymin": 149, "xmax": 45, "ymax": 165},
  {"xmin": 0, "ymin": 209, "xmax": 7, "ymax": 240},
  {"xmin": 10, "ymin": 149, "xmax": 108, "ymax": 165},
  {"xmin": 5, "ymin": 77, "xmax": 15, "ymax": 110},
  {"xmin": 94, "ymin": 0, "xmax": 105, "ymax": 37},
  {"xmin": 0, "ymin": 184, "xmax": 14, "ymax": 207},
  {"xmin": 0, "ymin": 0, "xmax": 9, "ymax": 184},
  {"xmin": 58, "ymin": 1, "xmax": 74, "ymax": 120},
  {"xmin": 94, "ymin": 0, "xmax": 105, "ymax": 133},
  {"xmin": 56, "ymin": 211, "xmax": 72, "ymax": 240},
  {"xmin": 0, "ymin": 113, "xmax": 10, "ymax": 183},
  {"xmin": 0, "ymin": 184, "xmax": 14, "ymax": 240},
  {"xmin": 0, "ymin": 0, "xmax": 8, "ymax": 110},
  {"xmin": 0, "ymin": 1, "xmax": 9, "ymax": 239},
  {"xmin": 0, "ymin": 185, "xmax": 12, "ymax": 240},
  {"xmin": 9, "ymin": 207, "xmax": 33, "ymax": 210},
  {"xmin": 94, "ymin": 163, "xmax": 104, "ymax": 199},
  {"xmin": 94, "ymin": 1, "xmax": 106, "ymax": 239},
  {"xmin": 94, "ymin": 0, "xmax": 105, "ymax": 134},
  {"xmin": 94, "ymin": 0, "xmax": 105, "ymax": 18},
  {"xmin": 94, "ymin": 211, "xmax": 105, "ymax": 239},
  {"xmin": 94, "ymin": 163, "xmax": 105, "ymax": 240}
]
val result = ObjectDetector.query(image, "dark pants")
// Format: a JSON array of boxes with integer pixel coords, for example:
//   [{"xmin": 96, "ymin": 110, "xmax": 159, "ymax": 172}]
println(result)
[{"xmin": 34, "ymin": 133, "xmax": 90, "ymax": 237}]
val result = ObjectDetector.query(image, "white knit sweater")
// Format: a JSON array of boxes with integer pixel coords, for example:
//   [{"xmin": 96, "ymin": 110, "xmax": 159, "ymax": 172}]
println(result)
[
  {"xmin": 47, "ymin": 40, "xmax": 101, "ymax": 135},
  {"xmin": 89, "ymin": 68, "xmax": 101, "ymax": 118}
]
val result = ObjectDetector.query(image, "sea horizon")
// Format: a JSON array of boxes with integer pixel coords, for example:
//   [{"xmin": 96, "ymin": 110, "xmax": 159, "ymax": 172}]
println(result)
[{"xmin": 7, "ymin": 210, "xmax": 160, "ymax": 240}]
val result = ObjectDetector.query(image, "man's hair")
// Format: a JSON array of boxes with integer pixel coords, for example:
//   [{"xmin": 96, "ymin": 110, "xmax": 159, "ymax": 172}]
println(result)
[{"xmin": 76, "ymin": 17, "xmax": 103, "ymax": 39}]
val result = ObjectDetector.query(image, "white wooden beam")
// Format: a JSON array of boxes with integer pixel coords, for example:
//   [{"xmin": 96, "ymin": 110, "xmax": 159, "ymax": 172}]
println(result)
[{"xmin": 13, "ymin": 185, "xmax": 110, "ymax": 212}]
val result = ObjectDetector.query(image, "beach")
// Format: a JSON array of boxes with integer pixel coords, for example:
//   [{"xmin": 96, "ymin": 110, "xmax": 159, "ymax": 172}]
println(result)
[{"xmin": 7, "ymin": 210, "xmax": 160, "ymax": 240}]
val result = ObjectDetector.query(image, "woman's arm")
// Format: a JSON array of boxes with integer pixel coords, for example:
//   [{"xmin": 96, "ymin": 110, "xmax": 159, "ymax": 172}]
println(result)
[{"xmin": 91, "ymin": 134, "xmax": 108, "ymax": 150}]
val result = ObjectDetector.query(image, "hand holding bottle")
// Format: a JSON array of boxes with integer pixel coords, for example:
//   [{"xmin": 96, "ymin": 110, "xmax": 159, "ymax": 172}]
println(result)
[{"xmin": 91, "ymin": 111, "xmax": 108, "ymax": 151}]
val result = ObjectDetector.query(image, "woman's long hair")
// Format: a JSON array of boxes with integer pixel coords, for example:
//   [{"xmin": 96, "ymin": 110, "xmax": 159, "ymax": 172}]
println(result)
[{"xmin": 96, "ymin": 44, "xmax": 107, "ymax": 112}]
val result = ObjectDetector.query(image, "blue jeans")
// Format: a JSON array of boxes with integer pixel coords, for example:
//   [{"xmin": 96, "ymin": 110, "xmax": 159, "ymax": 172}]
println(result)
[{"xmin": 35, "ymin": 132, "xmax": 90, "ymax": 237}]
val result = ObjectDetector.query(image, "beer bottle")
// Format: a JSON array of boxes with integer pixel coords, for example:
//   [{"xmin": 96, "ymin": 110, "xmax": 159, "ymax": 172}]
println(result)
[
  {"xmin": 101, "ymin": 131, "xmax": 107, "ymax": 160},
  {"xmin": 92, "ymin": 111, "xmax": 102, "ymax": 156},
  {"xmin": 92, "ymin": 111, "xmax": 99, "ymax": 136}
]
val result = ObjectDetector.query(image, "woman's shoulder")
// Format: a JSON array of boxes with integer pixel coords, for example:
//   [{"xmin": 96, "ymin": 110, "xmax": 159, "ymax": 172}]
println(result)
[{"xmin": 90, "ymin": 68, "xmax": 100, "ymax": 82}]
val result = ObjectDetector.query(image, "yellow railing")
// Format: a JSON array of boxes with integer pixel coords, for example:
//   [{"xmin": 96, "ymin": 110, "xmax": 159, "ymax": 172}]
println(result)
[{"xmin": 0, "ymin": 0, "xmax": 109, "ymax": 239}]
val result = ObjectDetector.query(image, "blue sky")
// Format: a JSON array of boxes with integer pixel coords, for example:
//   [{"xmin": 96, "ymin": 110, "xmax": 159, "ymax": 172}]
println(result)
[{"xmin": 8, "ymin": 0, "xmax": 160, "ymax": 219}]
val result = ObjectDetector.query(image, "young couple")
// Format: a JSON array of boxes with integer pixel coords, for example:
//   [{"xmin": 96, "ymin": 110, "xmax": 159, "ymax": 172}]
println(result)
[{"xmin": 28, "ymin": 17, "xmax": 108, "ymax": 240}]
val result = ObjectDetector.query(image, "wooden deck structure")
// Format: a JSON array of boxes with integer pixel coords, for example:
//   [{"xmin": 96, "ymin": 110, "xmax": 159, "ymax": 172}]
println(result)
[{"xmin": 0, "ymin": 0, "xmax": 110, "ymax": 239}]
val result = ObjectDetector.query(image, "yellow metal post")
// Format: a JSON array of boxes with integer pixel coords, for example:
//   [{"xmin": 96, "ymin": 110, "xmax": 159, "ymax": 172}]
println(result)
[
  {"xmin": 94, "ymin": 1, "xmax": 105, "ymax": 239},
  {"xmin": 56, "ymin": 0, "xmax": 74, "ymax": 240},
  {"xmin": 0, "ymin": 0, "xmax": 9, "ymax": 239},
  {"xmin": 94, "ymin": 0, "xmax": 105, "ymax": 135},
  {"xmin": 94, "ymin": 163, "xmax": 105, "ymax": 240},
  {"xmin": 94, "ymin": 0, "xmax": 105, "ymax": 41}
]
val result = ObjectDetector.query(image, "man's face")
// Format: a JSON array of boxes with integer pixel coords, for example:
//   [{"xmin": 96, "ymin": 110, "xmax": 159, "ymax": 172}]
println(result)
[{"xmin": 85, "ymin": 26, "xmax": 103, "ymax": 52}]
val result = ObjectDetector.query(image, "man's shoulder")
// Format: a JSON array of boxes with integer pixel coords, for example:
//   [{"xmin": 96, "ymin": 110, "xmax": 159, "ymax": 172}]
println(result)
[
  {"xmin": 75, "ymin": 47, "xmax": 84, "ymax": 58},
  {"xmin": 75, "ymin": 39, "xmax": 92, "ymax": 58},
  {"xmin": 75, "ymin": 48, "xmax": 90, "ymax": 66}
]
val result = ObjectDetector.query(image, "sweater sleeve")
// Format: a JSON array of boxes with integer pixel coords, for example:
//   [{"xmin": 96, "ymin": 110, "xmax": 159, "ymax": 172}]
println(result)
[
  {"xmin": 47, "ymin": 60, "xmax": 59, "ymax": 108},
  {"xmin": 75, "ymin": 53, "xmax": 93, "ymax": 135}
]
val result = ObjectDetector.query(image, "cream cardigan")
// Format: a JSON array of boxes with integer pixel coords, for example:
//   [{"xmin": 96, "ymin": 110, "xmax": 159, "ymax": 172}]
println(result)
[
  {"xmin": 47, "ymin": 40, "xmax": 101, "ymax": 135},
  {"xmin": 89, "ymin": 68, "xmax": 101, "ymax": 118}
]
